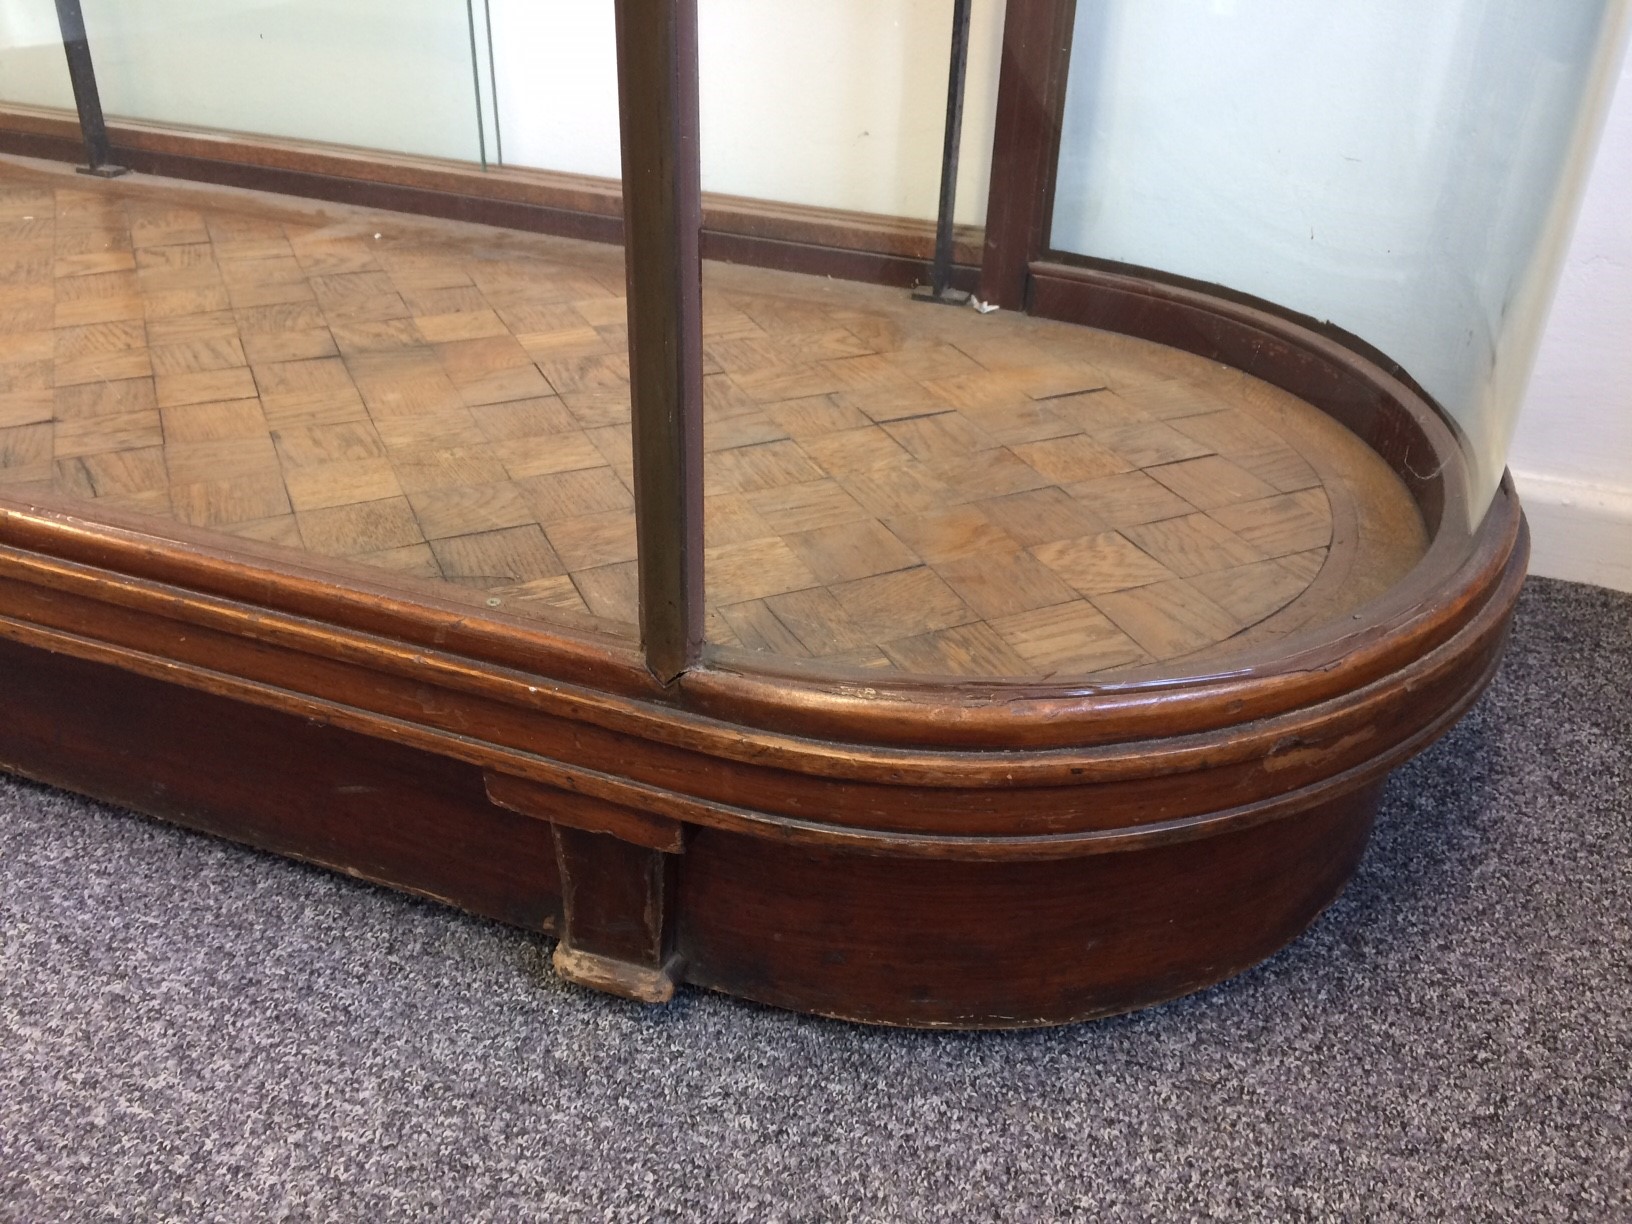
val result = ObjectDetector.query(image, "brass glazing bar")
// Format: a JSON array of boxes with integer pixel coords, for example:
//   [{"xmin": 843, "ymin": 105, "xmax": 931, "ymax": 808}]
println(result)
[{"xmin": 613, "ymin": 0, "xmax": 706, "ymax": 683}]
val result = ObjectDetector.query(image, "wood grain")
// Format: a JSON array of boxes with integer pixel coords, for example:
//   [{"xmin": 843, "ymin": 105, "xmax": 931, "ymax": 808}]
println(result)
[{"xmin": 0, "ymin": 158, "xmax": 1427, "ymax": 679}]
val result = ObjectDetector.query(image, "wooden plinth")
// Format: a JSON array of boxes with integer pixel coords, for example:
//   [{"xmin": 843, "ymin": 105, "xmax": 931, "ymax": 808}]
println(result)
[
  {"xmin": 0, "ymin": 158, "xmax": 1527, "ymax": 1027},
  {"xmin": 0, "ymin": 482, "xmax": 1521, "ymax": 1026}
]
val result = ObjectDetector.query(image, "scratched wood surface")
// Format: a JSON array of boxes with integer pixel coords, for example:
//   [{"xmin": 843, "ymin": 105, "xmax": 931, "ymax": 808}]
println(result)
[{"xmin": 0, "ymin": 159, "xmax": 1427, "ymax": 679}]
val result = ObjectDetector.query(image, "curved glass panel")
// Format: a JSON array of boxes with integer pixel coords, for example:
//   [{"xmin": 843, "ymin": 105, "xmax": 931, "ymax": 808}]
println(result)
[
  {"xmin": 76, "ymin": 0, "xmax": 489, "ymax": 163},
  {"xmin": 1050, "ymin": 0, "xmax": 1630, "ymax": 523}
]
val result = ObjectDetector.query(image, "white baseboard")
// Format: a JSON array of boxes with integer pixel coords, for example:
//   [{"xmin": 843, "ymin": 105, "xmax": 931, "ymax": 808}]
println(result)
[{"xmin": 1510, "ymin": 470, "xmax": 1632, "ymax": 593}]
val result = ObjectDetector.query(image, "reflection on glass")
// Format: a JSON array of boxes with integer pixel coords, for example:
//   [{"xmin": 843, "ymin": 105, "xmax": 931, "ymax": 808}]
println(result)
[{"xmin": 1050, "ymin": 0, "xmax": 1630, "ymax": 521}]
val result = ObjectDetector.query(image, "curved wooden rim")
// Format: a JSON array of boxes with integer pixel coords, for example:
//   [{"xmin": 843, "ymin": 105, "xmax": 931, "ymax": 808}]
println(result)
[
  {"xmin": 0, "ymin": 496, "xmax": 661, "ymax": 702},
  {"xmin": 0, "ymin": 260, "xmax": 1512, "ymax": 765},
  {"xmin": 0, "ymin": 507, "xmax": 1523, "ymax": 854},
  {"xmin": 678, "ymin": 262, "xmax": 1503, "ymax": 747},
  {"xmin": 0, "ymin": 481, "xmax": 1515, "ymax": 771}
]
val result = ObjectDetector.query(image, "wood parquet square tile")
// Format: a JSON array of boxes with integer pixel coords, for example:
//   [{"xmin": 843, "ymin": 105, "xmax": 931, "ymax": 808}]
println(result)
[{"xmin": 0, "ymin": 160, "xmax": 1427, "ymax": 679}]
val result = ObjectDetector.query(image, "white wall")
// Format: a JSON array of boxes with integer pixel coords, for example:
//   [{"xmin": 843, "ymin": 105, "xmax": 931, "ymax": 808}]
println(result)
[
  {"xmin": 1511, "ymin": 49, "xmax": 1632, "ymax": 592},
  {"xmin": 486, "ymin": 0, "xmax": 1003, "ymax": 226}
]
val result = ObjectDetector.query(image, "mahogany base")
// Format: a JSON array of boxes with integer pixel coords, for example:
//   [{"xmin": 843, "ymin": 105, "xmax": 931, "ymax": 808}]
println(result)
[
  {"xmin": 0, "ymin": 630, "xmax": 1380, "ymax": 1026},
  {"xmin": 0, "ymin": 483, "xmax": 1521, "ymax": 1026}
]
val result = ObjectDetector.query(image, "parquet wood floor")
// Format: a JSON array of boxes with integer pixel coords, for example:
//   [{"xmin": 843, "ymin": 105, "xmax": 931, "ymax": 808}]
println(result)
[{"xmin": 0, "ymin": 158, "xmax": 1428, "ymax": 679}]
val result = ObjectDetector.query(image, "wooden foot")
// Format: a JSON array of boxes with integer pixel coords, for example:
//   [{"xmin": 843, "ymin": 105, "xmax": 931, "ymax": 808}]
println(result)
[
  {"xmin": 486, "ymin": 773, "xmax": 686, "ymax": 1005},
  {"xmin": 552, "ymin": 946, "xmax": 682, "ymax": 1004}
]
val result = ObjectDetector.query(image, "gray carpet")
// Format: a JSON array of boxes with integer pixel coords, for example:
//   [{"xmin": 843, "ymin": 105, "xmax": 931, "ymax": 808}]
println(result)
[{"xmin": 1, "ymin": 576, "xmax": 1628, "ymax": 1222}]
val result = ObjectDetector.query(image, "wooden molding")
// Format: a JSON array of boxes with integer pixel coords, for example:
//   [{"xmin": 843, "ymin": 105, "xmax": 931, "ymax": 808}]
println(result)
[
  {"xmin": 0, "ymin": 103, "xmax": 981, "ymax": 290},
  {"xmin": 0, "ymin": 469, "xmax": 1525, "ymax": 851},
  {"xmin": 485, "ymin": 773, "xmax": 688, "ymax": 855}
]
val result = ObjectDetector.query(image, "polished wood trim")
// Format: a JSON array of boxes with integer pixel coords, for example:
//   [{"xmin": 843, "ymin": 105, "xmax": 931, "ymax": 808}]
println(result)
[
  {"xmin": 0, "ymin": 495, "xmax": 658, "ymax": 701},
  {"xmin": 486, "ymin": 772, "xmax": 688, "ymax": 854},
  {"xmin": 0, "ymin": 488, "xmax": 1526, "ymax": 849},
  {"xmin": 0, "ymin": 104, "xmax": 980, "ymax": 289},
  {"xmin": 615, "ymin": 0, "xmax": 706, "ymax": 681},
  {"xmin": 0, "ymin": 497, "xmax": 1521, "ymax": 860},
  {"xmin": 979, "ymin": 0, "xmax": 1079, "ymax": 309}
]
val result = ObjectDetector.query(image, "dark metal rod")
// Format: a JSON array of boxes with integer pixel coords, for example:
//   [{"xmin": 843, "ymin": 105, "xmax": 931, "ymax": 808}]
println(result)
[
  {"xmin": 483, "ymin": 0, "xmax": 503, "ymax": 165},
  {"xmin": 463, "ymin": 0, "xmax": 488, "ymax": 168},
  {"xmin": 931, "ymin": 0, "xmax": 975, "ymax": 297},
  {"xmin": 52, "ymin": 0, "xmax": 122, "ymax": 175},
  {"xmin": 612, "ymin": 0, "xmax": 706, "ymax": 683}
]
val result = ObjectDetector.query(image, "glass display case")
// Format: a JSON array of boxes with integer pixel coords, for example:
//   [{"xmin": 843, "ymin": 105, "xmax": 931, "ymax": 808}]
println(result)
[{"xmin": 0, "ymin": 0, "xmax": 1621, "ymax": 1026}]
